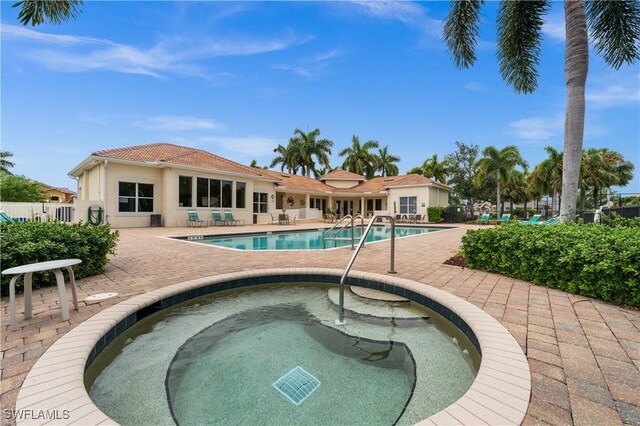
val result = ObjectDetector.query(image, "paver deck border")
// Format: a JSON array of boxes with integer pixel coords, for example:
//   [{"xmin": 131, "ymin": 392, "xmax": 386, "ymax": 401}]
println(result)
[{"xmin": 15, "ymin": 268, "xmax": 531, "ymax": 426}]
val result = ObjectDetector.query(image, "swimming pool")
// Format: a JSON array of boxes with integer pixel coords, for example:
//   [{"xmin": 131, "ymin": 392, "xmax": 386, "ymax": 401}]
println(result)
[{"xmin": 175, "ymin": 225, "xmax": 447, "ymax": 250}]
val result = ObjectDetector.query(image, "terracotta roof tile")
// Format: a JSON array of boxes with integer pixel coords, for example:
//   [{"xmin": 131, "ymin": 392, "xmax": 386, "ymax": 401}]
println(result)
[
  {"xmin": 93, "ymin": 142, "xmax": 265, "ymax": 177},
  {"xmin": 260, "ymin": 170, "xmax": 334, "ymax": 192},
  {"xmin": 320, "ymin": 169, "xmax": 365, "ymax": 180}
]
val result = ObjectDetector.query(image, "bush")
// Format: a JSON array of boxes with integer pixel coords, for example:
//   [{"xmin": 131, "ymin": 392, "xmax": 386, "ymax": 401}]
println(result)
[
  {"xmin": 427, "ymin": 206, "xmax": 444, "ymax": 223},
  {"xmin": 0, "ymin": 221, "xmax": 119, "ymax": 294},
  {"xmin": 461, "ymin": 222, "xmax": 640, "ymax": 307}
]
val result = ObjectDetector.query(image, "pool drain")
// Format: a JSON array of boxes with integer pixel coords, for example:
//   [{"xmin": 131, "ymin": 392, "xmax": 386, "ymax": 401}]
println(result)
[{"xmin": 273, "ymin": 366, "xmax": 320, "ymax": 405}]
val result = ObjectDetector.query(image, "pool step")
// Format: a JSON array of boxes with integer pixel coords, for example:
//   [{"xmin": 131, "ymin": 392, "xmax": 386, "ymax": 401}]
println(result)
[{"xmin": 327, "ymin": 288, "xmax": 428, "ymax": 320}]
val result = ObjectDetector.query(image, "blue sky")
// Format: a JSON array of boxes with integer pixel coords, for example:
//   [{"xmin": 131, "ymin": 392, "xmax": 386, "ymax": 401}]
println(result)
[{"xmin": 2, "ymin": 1, "xmax": 639, "ymax": 193}]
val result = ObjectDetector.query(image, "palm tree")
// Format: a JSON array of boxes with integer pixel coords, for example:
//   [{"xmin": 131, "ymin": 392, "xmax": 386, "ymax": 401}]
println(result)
[
  {"xmin": 13, "ymin": 0, "xmax": 83, "ymax": 26},
  {"xmin": 444, "ymin": 1, "xmax": 640, "ymax": 221},
  {"xmin": 0, "ymin": 150, "xmax": 15, "ymax": 174},
  {"xmin": 579, "ymin": 148, "xmax": 634, "ymax": 209},
  {"xmin": 530, "ymin": 146, "xmax": 563, "ymax": 216},
  {"xmin": 375, "ymin": 146, "xmax": 401, "ymax": 177},
  {"xmin": 474, "ymin": 145, "xmax": 528, "ymax": 217},
  {"xmin": 338, "ymin": 135, "xmax": 380, "ymax": 178},
  {"xmin": 410, "ymin": 154, "xmax": 449, "ymax": 183},
  {"xmin": 270, "ymin": 141, "xmax": 301, "ymax": 174},
  {"xmin": 290, "ymin": 128, "xmax": 333, "ymax": 178}
]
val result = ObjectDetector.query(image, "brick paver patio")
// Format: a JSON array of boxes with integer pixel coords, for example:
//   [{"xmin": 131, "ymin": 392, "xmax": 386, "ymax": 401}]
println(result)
[{"xmin": 1, "ymin": 223, "xmax": 639, "ymax": 425}]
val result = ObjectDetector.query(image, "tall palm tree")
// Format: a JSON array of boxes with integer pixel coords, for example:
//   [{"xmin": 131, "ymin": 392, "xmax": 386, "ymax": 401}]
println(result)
[
  {"xmin": 579, "ymin": 148, "xmax": 634, "ymax": 209},
  {"xmin": 290, "ymin": 128, "xmax": 333, "ymax": 178},
  {"xmin": 411, "ymin": 154, "xmax": 449, "ymax": 183},
  {"xmin": 13, "ymin": 0, "xmax": 83, "ymax": 26},
  {"xmin": 270, "ymin": 141, "xmax": 301, "ymax": 174},
  {"xmin": 444, "ymin": 0, "xmax": 640, "ymax": 221},
  {"xmin": 530, "ymin": 146, "xmax": 563, "ymax": 215},
  {"xmin": 474, "ymin": 145, "xmax": 528, "ymax": 217},
  {"xmin": 375, "ymin": 146, "xmax": 401, "ymax": 177},
  {"xmin": 338, "ymin": 135, "xmax": 379, "ymax": 178},
  {"xmin": 0, "ymin": 150, "xmax": 15, "ymax": 174}
]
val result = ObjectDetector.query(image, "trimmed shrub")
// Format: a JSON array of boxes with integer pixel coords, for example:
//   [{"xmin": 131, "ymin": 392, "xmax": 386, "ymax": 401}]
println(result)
[
  {"xmin": 427, "ymin": 206, "xmax": 444, "ymax": 223},
  {"xmin": 461, "ymin": 222, "xmax": 640, "ymax": 307},
  {"xmin": 0, "ymin": 221, "xmax": 119, "ymax": 294}
]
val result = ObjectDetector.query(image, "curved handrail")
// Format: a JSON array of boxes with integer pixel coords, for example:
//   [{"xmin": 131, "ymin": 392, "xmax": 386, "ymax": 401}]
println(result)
[
  {"xmin": 336, "ymin": 215, "xmax": 396, "ymax": 324},
  {"xmin": 322, "ymin": 215, "xmax": 353, "ymax": 248}
]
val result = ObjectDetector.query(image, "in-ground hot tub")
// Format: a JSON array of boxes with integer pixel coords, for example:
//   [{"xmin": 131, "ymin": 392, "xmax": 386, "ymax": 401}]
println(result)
[{"xmin": 16, "ymin": 269, "xmax": 531, "ymax": 425}]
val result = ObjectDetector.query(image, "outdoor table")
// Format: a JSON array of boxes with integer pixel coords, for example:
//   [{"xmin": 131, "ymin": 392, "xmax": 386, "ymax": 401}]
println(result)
[
  {"xmin": 2, "ymin": 259, "xmax": 81, "ymax": 331},
  {"xmin": 279, "ymin": 214, "xmax": 290, "ymax": 225}
]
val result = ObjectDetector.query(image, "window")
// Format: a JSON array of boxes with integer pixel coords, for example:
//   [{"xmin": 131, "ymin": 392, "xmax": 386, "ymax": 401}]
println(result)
[
  {"xmin": 178, "ymin": 176, "xmax": 192, "ymax": 207},
  {"xmin": 236, "ymin": 182, "xmax": 246, "ymax": 208},
  {"xmin": 253, "ymin": 192, "xmax": 268, "ymax": 213},
  {"xmin": 196, "ymin": 178, "xmax": 233, "ymax": 208},
  {"xmin": 119, "ymin": 182, "xmax": 154, "ymax": 213},
  {"xmin": 221, "ymin": 180, "xmax": 232, "ymax": 208},
  {"xmin": 50, "ymin": 195, "xmax": 60, "ymax": 202},
  {"xmin": 375, "ymin": 198, "xmax": 382, "ymax": 210},
  {"xmin": 399, "ymin": 196, "xmax": 417, "ymax": 214}
]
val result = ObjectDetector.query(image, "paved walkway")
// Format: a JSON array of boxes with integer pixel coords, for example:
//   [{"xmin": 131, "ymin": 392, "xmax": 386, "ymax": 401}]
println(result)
[{"xmin": 1, "ymin": 223, "xmax": 639, "ymax": 425}]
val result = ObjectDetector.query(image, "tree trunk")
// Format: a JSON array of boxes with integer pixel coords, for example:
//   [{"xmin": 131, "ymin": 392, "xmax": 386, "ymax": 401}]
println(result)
[
  {"xmin": 579, "ymin": 189, "xmax": 585, "ymax": 211},
  {"xmin": 496, "ymin": 170, "xmax": 501, "ymax": 217},
  {"xmin": 524, "ymin": 201, "xmax": 528, "ymax": 218},
  {"xmin": 560, "ymin": 0, "xmax": 588, "ymax": 221},
  {"xmin": 551, "ymin": 181, "xmax": 558, "ymax": 215}
]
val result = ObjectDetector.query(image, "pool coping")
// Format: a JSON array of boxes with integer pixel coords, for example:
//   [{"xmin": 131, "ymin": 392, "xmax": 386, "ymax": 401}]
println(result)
[{"xmin": 15, "ymin": 268, "xmax": 531, "ymax": 425}]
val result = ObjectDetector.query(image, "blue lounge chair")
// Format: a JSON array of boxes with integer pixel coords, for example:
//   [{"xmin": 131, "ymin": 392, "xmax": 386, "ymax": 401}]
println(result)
[
  {"xmin": 0, "ymin": 210, "xmax": 15, "ymax": 223},
  {"xmin": 535, "ymin": 216, "xmax": 560, "ymax": 226},
  {"xmin": 187, "ymin": 210, "xmax": 207, "ymax": 227},
  {"xmin": 520, "ymin": 214, "xmax": 542, "ymax": 225},
  {"xmin": 212, "ymin": 211, "xmax": 227, "ymax": 226},
  {"xmin": 478, "ymin": 213, "xmax": 490, "ymax": 224},
  {"xmin": 224, "ymin": 211, "xmax": 244, "ymax": 226},
  {"xmin": 493, "ymin": 213, "xmax": 511, "ymax": 224}
]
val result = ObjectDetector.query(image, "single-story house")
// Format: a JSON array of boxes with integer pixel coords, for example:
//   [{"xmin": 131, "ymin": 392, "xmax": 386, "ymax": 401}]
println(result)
[
  {"xmin": 68, "ymin": 142, "xmax": 452, "ymax": 227},
  {"xmin": 41, "ymin": 183, "xmax": 76, "ymax": 203}
]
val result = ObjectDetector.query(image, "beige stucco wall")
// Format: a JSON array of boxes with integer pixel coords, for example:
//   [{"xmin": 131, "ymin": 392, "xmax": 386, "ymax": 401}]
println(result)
[
  {"xmin": 83, "ymin": 165, "xmax": 102, "ymax": 200},
  {"xmin": 323, "ymin": 179, "xmax": 361, "ymax": 189},
  {"xmin": 387, "ymin": 186, "xmax": 430, "ymax": 216},
  {"xmin": 253, "ymin": 180, "xmax": 277, "ymax": 224}
]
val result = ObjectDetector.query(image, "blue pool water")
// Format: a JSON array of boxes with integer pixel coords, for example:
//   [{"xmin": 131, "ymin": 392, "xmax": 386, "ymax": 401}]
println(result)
[{"xmin": 178, "ymin": 225, "xmax": 446, "ymax": 250}]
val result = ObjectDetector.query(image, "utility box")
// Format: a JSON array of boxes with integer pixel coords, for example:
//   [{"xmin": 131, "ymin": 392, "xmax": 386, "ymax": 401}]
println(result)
[{"xmin": 150, "ymin": 214, "xmax": 162, "ymax": 227}]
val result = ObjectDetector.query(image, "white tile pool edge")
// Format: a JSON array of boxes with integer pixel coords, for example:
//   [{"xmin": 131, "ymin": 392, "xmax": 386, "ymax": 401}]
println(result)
[{"xmin": 15, "ymin": 268, "xmax": 531, "ymax": 426}]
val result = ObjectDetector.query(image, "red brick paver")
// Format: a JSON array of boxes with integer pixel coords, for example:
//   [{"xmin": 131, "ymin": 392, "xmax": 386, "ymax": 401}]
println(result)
[{"xmin": 1, "ymin": 223, "xmax": 639, "ymax": 425}]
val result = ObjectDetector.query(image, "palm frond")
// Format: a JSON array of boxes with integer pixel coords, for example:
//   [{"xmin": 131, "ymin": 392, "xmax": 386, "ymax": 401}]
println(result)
[
  {"xmin": 587, "ymin": 0, "xmax": 640, "ymax": 69},
  {"xmin": 497, "ymin": 0, "xmax": 550, "ymax": 94},
  {"xmin": 13, "ymin": 0, "xmax": 83, "ymax": 26},
  {"xmin": 444, "ymin": 0, "xmax": 484, "ymax": 69}
]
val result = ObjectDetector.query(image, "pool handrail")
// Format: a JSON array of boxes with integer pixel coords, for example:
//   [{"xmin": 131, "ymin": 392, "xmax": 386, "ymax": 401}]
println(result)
[
  {"xmin": 337, "ymin": 214, "xmax": 396, "ymax": 324},
  {"xmin": 322, "ymin": 214, "xmax": 366, "ymax": 249}
]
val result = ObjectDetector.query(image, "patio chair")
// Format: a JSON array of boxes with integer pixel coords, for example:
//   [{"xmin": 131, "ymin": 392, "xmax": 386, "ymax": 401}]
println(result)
[
  {"xmin": 270, "ymin": 213, "xmax": 279, "ymax": 225},
  {"xmin": 211, "ymin": 211, "xmax": 227, "ymax": 226},
  {"xmin": 414, "ymin": 214, "xmax": 423, "ymax": 223},
  {"xmin": 495, "ymin": 213, "xmax": 511, "ymax": 224},
  {"xmin": 187, "ymin": 210, "xmax": 207, "ymax": 227},
  {"xmin": 224, "ymin": 211, "xmax": 244, "ymax": 226},
  {"xmin": 477, "ymin": 213, "xmax": 490, "ymax": 224},
  {"xmin": 289, "ymin": 214, "xmax": 297, "ymax": 225},
  {"xmin": 519, "ymin": 214, "xmax": 542, "ymax": 225},
  {"xmin": 395, "ymin": 214, "xmax": 403, "ymax": 224},
  {"xmin": 0, "ymin": 210, "xmax": 15, "ymax": 223},
  {"xmin": 535, "ymin": 216, "xmax": 560, "ymax": 226}
]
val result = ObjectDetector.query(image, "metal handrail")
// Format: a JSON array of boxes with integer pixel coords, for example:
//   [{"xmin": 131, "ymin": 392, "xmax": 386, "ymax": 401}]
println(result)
[
  {"xmin": 323, "ymin": 213, "xmax": 367, "ymax": 249},
  {"xmin": 336, "ymin": 215, "xmax": 396, "ymax": 325},
  {"xmin": 323, "ymin": 215, "xmax": 353, "ymax": 249}
]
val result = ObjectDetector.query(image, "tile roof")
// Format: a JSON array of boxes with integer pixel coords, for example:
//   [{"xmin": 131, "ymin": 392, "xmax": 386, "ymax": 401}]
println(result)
[
  {"xmin": 320, "ymin": 169, "xmax": 365, "ymax": 180},
  {"xmin": 92, "ymin": 142, "xmax": 265, "ymax": 177},
  {"xmin": 260, "ymin": 170, "xmax": 335, "ymax": 192}
]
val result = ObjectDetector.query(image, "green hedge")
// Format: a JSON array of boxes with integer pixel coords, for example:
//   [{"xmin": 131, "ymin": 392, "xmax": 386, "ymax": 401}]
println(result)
[
  {"xmin": 0, "ymin": 221, "xmax": 119, "ymax": 294},
  {"xmin": 461, "ymin": 222, "xmax": 640, "ymax": 307},
  {"xmin": 427, "ymin": 206, "xmax": 444, "ymax": 223}
]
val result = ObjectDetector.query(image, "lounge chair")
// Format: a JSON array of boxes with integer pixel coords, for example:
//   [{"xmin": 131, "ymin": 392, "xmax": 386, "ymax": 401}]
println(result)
[
  {"xmin": 494, "ymin": 213, "xmax": 511, "ymax": 224},
  {"xmin": 187, "ymin": 210, "xmax": 207, "ymax": 227},
  {"xmin": 395, "ymin": 214, "xmax": 403, "ymax": 224},
  {"xmin": 0, "ymin": 210, "xmax": 15, "ymax": 223},
  {"xmin": 211, "ymin": 211, "xmax": 227, "ymax": 226},
  {"xmin": 535, "ymin": 216, "xmax": 560, "ymax": 226},
  {"xmin": 224, "ymin": 211, "xmax": 244, "ymax": 226},
  {"xmin": 477, "ymin": 213, "xmax": 490, "ymax": 224},
  {"xmin": 519, "ymin": 214, "xmax": 542, "ymax": 224}
]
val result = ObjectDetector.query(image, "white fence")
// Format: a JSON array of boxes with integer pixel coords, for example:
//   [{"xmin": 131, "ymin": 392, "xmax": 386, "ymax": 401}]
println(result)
[
  {"xmin": 0, "ymin": 202, "xmax": 74, "ymax": 223},
  {"xmin": 284, "ymin": 208, "xmax": 321, "ymax": 220}
]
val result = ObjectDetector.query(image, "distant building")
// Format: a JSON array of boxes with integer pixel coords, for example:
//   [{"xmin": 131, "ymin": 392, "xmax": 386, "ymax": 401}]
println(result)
[
  {"xmin": 69, "ymin": 142, "xmax": 452, "ymax": 227},
  {"xmin": 40, "ymin": 183, "xmax": 76, "ymax": 203}
]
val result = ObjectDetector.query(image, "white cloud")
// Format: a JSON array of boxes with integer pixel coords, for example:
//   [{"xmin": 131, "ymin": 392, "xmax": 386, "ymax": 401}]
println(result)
[
  {"xmin": 272, "ymin": 64, "xmax": 313, "ymax": 78},
  {"xmin": 542, "ymin": 14, "xmax": 566, "ymax": 42},
  {"xmin": 199, "ymin": 136, "xmax": 280, "ymax": 157},
  {"xmin": 587, "ymin": 82, "xmax": 640, "ymax": 109},
  {"xmin": 133, "ymin": 116, "xmax": 224, "ymax": 131},
  {"xmin": 341, "ymin": 1, "xmax": 442, "ymax": 39},
  {"xmin": 2, "ymin": 24, "xmax": 312, "ymax": 79},
  {"xmin": 510, "ymin": 115, "xmax": 563, "ymax": 140}
]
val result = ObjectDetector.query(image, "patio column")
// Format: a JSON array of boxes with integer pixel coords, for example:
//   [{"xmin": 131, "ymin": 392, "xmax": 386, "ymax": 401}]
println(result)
[
  {"xmin": 305, "ymin": 194, "xmax": 310, "ymax": 210},
  {"xmin": 360, "ymin": 195, "xmax": 365, "ymax": 216}
]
